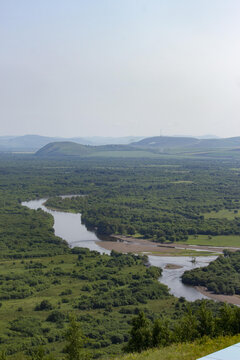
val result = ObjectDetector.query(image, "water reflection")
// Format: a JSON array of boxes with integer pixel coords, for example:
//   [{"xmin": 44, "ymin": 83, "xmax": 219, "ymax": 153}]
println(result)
[
  {"xmin": 148, "ymin": 255, "xmax": 216, "ymax": 301},
  {"xmin": 22, "ymin": 198, "xmax": 110, "ymax": 254}
]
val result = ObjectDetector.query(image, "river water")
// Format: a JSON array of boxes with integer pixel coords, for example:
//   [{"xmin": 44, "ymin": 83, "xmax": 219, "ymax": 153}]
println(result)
[{"xmin": 22, "ymin": 198, "xmax": 216, "ymax": 302}]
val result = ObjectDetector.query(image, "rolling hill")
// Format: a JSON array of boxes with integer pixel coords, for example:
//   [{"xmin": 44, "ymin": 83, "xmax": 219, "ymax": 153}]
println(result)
[
  {"xmin": 0, "ymin": 135, "xmax": 144, "ymax": 152},
  {"xmin": 35, "ymin": 136, "xmax": 240, "ymax": 159},
  {"xmin": 35, "ymin": 141, "xmax": 95, "ymax": 157},
  {"xmin": 131, "ymin": 136, "xmax": 240, "ymax": 150}
]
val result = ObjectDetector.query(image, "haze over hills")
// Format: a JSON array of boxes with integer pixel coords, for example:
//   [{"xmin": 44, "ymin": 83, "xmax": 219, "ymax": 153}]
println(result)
[
  {"xmin": 132, "ymin": 136, "xmax": 240, "ymax": 149},
  {"xmin": 35, "ymin": 135, "xmax": 240, "ymax": 159},
  {"xmin": 36, "ymin": 141, "xmax": 138, "ymax": 157},
  {"xmin": 0, "ymin": 135, "xmax": 144, "ymax": 152},
  {"xmin": 0, "ymin": 134, "xmax": 224, "ymax": 153}
]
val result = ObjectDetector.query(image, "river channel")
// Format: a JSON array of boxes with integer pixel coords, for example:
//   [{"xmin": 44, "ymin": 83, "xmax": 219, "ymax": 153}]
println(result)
[{"xmin": 22, "ymin": 198, "xmax": 217, "ymax": 302}]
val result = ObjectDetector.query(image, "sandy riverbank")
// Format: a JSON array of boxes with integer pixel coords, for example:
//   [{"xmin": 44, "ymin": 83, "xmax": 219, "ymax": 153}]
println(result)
[
  {"xmin": 97, "ymin": 234, "xmax": 230, "ymax": 256},
  {"xmin": 165, "ymin": 264, "xmax": 183, "ymax": 269},
  {"xmin": 98, "ymin": 237, "xmax": 191, "ymax": 256},
  {"xmin": 196, "ymin": 286, "xmax": 240, "ymax": 306}
]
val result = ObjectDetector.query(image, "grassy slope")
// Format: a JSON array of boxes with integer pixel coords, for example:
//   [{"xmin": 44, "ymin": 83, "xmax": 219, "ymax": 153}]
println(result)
[{"xmin": 115, "ymin": 335, "xmax": 240, "ymax": 360}]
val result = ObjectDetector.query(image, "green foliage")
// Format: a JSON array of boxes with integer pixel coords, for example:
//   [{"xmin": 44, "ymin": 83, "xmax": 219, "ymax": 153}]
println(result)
[
  {"xmin": 0, "ymin": 352, "xmax": 7, "ymax": 360},
  {"xmin": 0, "ymin": 247, "xmax": 170, "ymax": 358},
  {"xmin": 44, "ymin": 159, "xmax": 240, "ymax": 243},
  {"xmin": 64, "ymin": 315, "xmax": 90, "ymax": 360},
  {"xmin": 126, "ymin": 302, "xmax": 240, "ymax": 353},
  {"xmin": 152, "ymin": 319, "xmax": 171, "ymax": 347},
  {"xmin": 197, "ymin": 302, "xmax": 215, "ymax": 337},
  {"xmin": 35, "ymin": 300, "xmax": 53, "ymax": 311},
  {"xmin": 1, "ymin": 155, "xmax": 240, "ymax": 358},
  {"xmin": 46, "ymin": 311, "xmax": 65, "ymax": 323},
  {"xmin": 182, "ymin": 251, "xmax": 240, "ymax": 295},
  {"xmin": 125, "ymin": 312, "xmax": 152, "ymax": 353}
]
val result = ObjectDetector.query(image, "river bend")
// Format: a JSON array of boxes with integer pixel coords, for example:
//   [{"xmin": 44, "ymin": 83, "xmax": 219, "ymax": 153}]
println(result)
[{"xmin": 22, "ymin": 198, "xmax": 216, "ymax": 302}]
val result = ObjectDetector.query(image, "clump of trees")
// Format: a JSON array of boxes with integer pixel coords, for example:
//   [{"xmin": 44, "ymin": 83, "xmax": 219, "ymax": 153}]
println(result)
[
  {"xmin": 125, "ymin": 302, "xmax": 240, "ymax": 353},
  {"xmin": 182, "ymin": 250, "xmax": 240, "ymax": 295}
]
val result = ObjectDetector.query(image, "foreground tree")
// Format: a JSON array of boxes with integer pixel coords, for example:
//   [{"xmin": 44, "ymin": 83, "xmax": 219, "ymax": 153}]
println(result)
[
  {"xmin": 64, "ymin": 315, "xmax": 90, "ymax": 360},
  {"xmin": 197, "ymin": 301, "xmax": 215, "ymax": 337},
  {"xmin": 125, "ymin": 311, "xmax": 152, "ymax": 352},
  {"xmin": 152, "ymin": 319, "xmax": 172, "ymax": 347}
]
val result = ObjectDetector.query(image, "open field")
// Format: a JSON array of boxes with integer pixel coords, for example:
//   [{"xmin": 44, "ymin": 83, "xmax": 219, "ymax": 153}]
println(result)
[
  {"xmin": 204, "ymin": 209, "xmax": 240, "ymax": 220},
  {"xmin": 184, "ymin": 235, "xmax": 240, "ymax": 247}
]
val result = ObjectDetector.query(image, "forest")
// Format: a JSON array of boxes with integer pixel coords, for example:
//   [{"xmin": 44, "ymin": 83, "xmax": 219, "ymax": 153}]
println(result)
[
  {"xmin": 182, "ymin": 250, "xmax": 240, "ymax": 295},
  {"xmin": 0, "ymin": 154, "xmax": 240, "ymax": 358},
  {"xmin": 45, "ymin": 159, "xmax": 240, "ymax": 242}
]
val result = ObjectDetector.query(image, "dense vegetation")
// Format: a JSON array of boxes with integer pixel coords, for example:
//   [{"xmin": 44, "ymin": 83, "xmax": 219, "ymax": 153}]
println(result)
[
  {"xmin": 126, "ymin": 302, "xmax": 240, "ymax": 353},
  {"xmin": 45, "ymin": 160, "xmax": 240, "ymax": 242},
  {"xmin": 1, "ymin": 154, "xmax": 240, "ymax": 358},
  {"xmin": 182, "ymin": 250, "xmax": 240, "ymax": 295},
  {"xmin": 0, "ymin": 248, "xmax": 170, "ymax": 358}
]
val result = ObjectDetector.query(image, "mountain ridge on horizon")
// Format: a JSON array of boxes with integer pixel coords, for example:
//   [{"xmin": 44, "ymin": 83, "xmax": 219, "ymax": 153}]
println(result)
[
  {"xmin": 0, "ymin": 134, "xmax": 238, "ymax": 153},
  {"xmin": 34, "ymin": 135, "xmax": 240, "ymax": 159},
  {"xmin": 0, "ymin": 134, "xmax": 144, "ymax": 152}
]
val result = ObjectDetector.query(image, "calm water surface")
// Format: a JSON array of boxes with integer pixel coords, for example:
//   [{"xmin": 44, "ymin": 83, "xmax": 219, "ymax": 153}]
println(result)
[
  {"xmin": 22, "ymin": 198, "xmax": 216, "ymax": 301},
  {"xmin": 22, "ymin": 198, "xmax": 110, "ymax": 254}
]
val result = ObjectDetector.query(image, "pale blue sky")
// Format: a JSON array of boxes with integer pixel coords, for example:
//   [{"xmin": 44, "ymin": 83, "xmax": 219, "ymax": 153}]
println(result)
[{"xmin": 1, "ymin": 0, "xmax": 240, "ymax": 137}]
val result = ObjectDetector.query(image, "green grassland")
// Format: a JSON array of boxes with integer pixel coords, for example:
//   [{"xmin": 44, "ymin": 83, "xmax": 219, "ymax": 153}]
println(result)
[
  {"xmin": 0, "ymin": 249, "xmax": 174, "ymax": 359},
  {"xmin": 115, "ymin": 334, "xmax": 240, "ymax": 360},
  {"xmin": 204, "ymin": 209, "xmax": 240, "ymax": 220},
  {"xmin": 184, "ymin": 235, "xmax": 240, "ymax": 247}
]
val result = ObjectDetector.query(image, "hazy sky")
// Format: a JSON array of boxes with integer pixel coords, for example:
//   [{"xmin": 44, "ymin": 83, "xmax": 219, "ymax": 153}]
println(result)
[{"xmin": 1, "ymin": 0, "xmax": 240, "ymax": 138}]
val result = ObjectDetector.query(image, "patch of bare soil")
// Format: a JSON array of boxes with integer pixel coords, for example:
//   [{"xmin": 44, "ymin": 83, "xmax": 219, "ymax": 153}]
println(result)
[
  {"xmin": 196, "ymin": 286, "xmax": 240, "ymax": 306},
  {"xmin": 165, "ymin": 264, "xmax": 183, "ymax": 269}
]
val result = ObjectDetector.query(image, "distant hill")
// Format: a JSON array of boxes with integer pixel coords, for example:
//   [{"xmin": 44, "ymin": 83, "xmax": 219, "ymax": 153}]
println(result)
[
  {"xmin": 131, "ymin": 136, "xmax": 199, "ymax": 148},
  {"xmin": 35, "ymin": 141, "xmax": 140, "ymax": 157},
  {"xmin": 131, "ymin": 136, "xmax": 240, "ymax": 150},
  {"xmin": 0, "ymin": 135, "xmax": 144, "ymax": 152},
  {"xmin": 34, "ymin": 135, "xmax": 240, "ymax": 159},
  {"xmin": 35, "ymin": 142, "xmax": 95, "ymax": 157}
]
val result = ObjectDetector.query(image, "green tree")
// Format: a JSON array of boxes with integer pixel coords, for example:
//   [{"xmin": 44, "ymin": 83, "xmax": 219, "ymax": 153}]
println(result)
[
  {"xmin": 152, "ymin": 319, "xmax": 172, "ymax": 347},
  {"xmin": 197, "ymin": 301, "xmax": 215, "ymax": 337},
  {"xmin": 125, "ymin": 311, "xmax": 152, "ymax": 352},
  {"xmin": 217, "ymin": 303, "xmax": 235, "ymax": 335},
  {"xmin": 64, "ymin": 315, "xmax": 90, "ymax": 360},
  {"xmin": 174, "ymin": 308, "xmax": 198, "ymax": 342}
]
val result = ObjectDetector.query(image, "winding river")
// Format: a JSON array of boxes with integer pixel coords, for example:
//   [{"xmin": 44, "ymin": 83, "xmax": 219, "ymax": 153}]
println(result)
[{"xmin": 22, "ymin": 198, "xmax": 216, "ymax": 302}]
